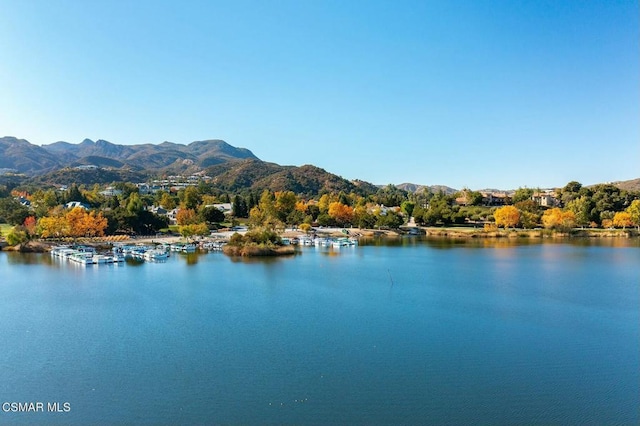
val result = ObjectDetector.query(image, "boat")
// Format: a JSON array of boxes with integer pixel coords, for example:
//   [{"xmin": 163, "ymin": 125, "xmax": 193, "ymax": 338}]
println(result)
[{"xmin": 144, "ymin": 249, "xmax": 169, "ymax": 261}]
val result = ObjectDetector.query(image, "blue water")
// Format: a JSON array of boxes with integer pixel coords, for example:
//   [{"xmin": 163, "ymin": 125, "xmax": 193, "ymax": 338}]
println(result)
[{"xmin": 0, "ymin": 239, "xmax": 638, "ymax": 425}]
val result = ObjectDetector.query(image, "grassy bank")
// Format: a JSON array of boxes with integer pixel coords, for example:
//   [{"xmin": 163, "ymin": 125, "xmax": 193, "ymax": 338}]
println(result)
[
  {"xmin": 222, "ymin": 243, "xmax": 295, "ymax": 257},
  {"xmin": 422, "ymin": 227, "xmax": 638, "ymax": 239},
  {"xmin": 0, "ymin": 223, "xmax": 12, "ymax": 236}
]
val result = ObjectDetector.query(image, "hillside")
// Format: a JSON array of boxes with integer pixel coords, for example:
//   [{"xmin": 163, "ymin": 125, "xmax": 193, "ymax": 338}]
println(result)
[
  {"xmin": 611, "ymin": 178, "xmax": 640, "ymax": 192},
  {"xmin": 28, "ymin": 168, "xmax": 149, "ymax": 186},
  {"xmin": 0, "ymin": 137, "xmax": 258, "ymax": 176},
  {"xmin": 396, "ymin": 183, "xmax": 458, "ymax": 195},
  {"xmin": 0, "ymin": 137, "xmax": 62, "ymax": 175},
  {"xmin": 207, "ymin": 160, "xmax": 378, "ymax": 196}
]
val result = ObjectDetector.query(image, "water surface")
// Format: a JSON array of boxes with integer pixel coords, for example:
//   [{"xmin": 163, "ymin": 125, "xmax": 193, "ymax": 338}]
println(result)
[{"xmin": 0, "ymin": 238, "xmax": 638, "ymax": 424}]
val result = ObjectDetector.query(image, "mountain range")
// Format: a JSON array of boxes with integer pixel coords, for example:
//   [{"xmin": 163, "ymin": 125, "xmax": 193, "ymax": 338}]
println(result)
[
  {"xmin": 1, "ymin": 136, "xmax": 638, "ymax": 194},
  {"xmin": 0, "ymin": 136, "xmax": 380, "ymax": 195},
  {"xmin": 0, "ymin": 136, "xmax": 257, "ymax": 175}
]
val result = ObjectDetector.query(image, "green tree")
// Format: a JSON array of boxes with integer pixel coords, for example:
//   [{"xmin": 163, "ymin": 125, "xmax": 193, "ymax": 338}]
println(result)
[
  {"xmin": 6, "ymin": 226, "xmax": 29, "ymax": 246},
  {"xmin": 566, "ymin": 196, "xmax": 593, "ymax": 228},
  {"xmin": 126, "ymin": 192, "xmax": 144, "ymax": 215},
  {"xmin": 181, "ymin": 186, "xmax": 202, "ymax": 210},
  {"xmin": 400, "ymin": 201, "xmax": 415, "ymax": 218},
  {"xmin": 0, "ymin": 198, "xmax": 31, "ymax": 225},
  {"xmin": 63, "ymin": 184, "xmax": 86, "ymax": 204},
  {"xmin": 275, "ymin": 191, "xmax": 298, "ymax": 223},
  {"xmin": 180, "ymin": 223, "xmax": 209, "ymax": 239},
  {"xmin": 375, "ymin": 210, "xmax": 404, "ymax": 228},
  {"xmin": 232, "ymin": 195, "xmax": 248, "ymax": 218},
  {"xmin": 159, "ymin": 192, "xmax": 177, "ymax": 210},
  {"xmin": 512, "ymin": 187, "xmax": 534, "ymax": 204},
  {"xmin": 519, "ymin": 211, "xmax": 539, "ymax": 229},
  {"xmin": 200, "ymin": 206, "xmax": 225, "ymax": 225},
  {"xmin": 560, "ymin": 181, "xmax": 582, "ymax": 206}
]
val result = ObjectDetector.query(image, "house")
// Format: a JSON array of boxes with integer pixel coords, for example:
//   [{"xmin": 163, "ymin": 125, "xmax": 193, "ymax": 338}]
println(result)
[
  {"xmin": 149, "ymin": 206, "xmax": 168, "ymax": 215},
  {"xmin": 532, "ymin": 191, "xmax": 557, "ymax": 207},
  {"xmin": 208, "ymin": 203, "xmax": 233, "ymax": 214},
  {"xmin": 167, "ymin": 209, "xmax": 179, "ymax": 225},
  {"xmin": 369, "ymin": 204, "xmax": 400, "ymax": 216},
  {"xmin": 481, "ymin": 192, "xmax": 509, "ymax": 206},
  {"xmin": 100, "ymin": 186, "xmax": 123, "ymax": 197},
  {"xmin": 65, "ymin": 201, "xmax": 90, "ymax": 210}
]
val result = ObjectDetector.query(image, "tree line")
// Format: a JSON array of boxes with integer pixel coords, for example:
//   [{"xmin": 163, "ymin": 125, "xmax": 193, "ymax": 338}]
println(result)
[{"xmin": 1, "ymin": 179, "xmax": 639, "ymax": 245}]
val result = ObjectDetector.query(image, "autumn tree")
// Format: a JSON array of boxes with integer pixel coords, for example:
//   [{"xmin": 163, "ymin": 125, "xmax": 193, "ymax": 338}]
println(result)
[
  {"xmin": 612, "ymin": 212, "xmax": 632, "ymax": 229},
  {"xmin": 328, "ymin": 202, "xmax": 354, "ymax": 226},
  {"xmin": 274, "ymin": 191, "xmax": 298, "ymax": 223},
  {"xmin": 542, "ymin": 208, "xmax": 576, "ymax": 231},
  {"xmin": 248, "ymin": 190, "xmax": 283, "ymax": 230},
  {"xmin": 626, "ymin": 200, "xmax": 640, "ymax": 231},
  {"xmin": 179, "ymin": 223, "xmax": 209, "ymax": 239},
  {"xmin": 6, "ymin": 226, "xmax": 28, "ymax": 246},
  {"xmin": 494, "ymin": 206, "xmax": 520, "ymax": 229},
  {"xmin": 159, "ymin": 192, "xmax": 177, "ymax": 210},
  {"xmin": 37, "ymin": 216, "xmax": 70, "ymax": 238},
  {"xmin": 176, "ymin": 209, "xmax": 198, "ymax": 226},
  {"xmin": 317, "ymin": 194, "xmax": 336, "ymax": 214},
  {"xmin": 180, "ymin": 186, "xmax": 202, "ymax": 210},
  {"xmin": 23, "ymin": 216, "xmax": 37, "ymax": 237},
  {"xmin": 299, "ymin": 223, "xmax": 311, "ymax": 234},
  {"xmin": 65, "ymin": 207, "xmax": 107, "ymax": 238}
]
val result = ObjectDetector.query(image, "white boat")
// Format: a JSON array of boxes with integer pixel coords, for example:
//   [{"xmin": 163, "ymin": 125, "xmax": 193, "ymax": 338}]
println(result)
[
  {"xmin": 182, "ymin": 243, "xmax": 197, "ymax": 253},
  {"xmin": 92, "ymin": 255, "xmax": 111, "ymax": 264},
  {"xmin": 144, "ymin": 249, "xmax": 169, "ymax": 261},
  {"xmin": 70, "ymin": 252, "xmax": 94, "ymax": 265}
]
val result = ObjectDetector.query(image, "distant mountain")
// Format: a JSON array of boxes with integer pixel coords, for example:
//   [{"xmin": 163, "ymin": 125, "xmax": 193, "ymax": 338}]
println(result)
[
  {"xmin": 0, "ymin": 137, "xmax": 62, "ymax": 175},
  {"xmin": 0, "ymin": 136, "xmax": 379, "ymax": 196},
  {"xmin": 396, "ymin": 183, "xmax": 458, "ymax": 195},
  {"xmin": 0, "ymin": 137, "xmax": 259, "ymax": 176}
]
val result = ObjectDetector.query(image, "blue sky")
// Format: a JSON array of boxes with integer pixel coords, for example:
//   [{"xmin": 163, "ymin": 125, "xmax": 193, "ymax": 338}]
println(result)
[{"xmin": 1, "ymin": 0, "xmax": 638, "ymax": 189}]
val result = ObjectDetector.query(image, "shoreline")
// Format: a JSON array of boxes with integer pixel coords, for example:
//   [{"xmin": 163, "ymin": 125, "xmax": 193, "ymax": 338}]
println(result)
[{"xmin": 1, "ymin": 227, "xmax": 637, "ymax": 253}]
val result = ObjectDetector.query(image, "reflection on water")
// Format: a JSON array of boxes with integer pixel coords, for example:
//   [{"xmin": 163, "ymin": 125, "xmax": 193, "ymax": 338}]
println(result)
[
  {"xmin": 5, "ymin": 252, "xmax": 50, "ymax": 265},
  {"xmin": 359, "ymin": 235, "xmax": 640, "ymax": 249}
]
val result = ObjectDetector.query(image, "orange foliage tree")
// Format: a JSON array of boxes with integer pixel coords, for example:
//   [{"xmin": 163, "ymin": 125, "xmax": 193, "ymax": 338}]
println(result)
[
  {"xmin": 541, "ymin": 208, "xmax": 576, "ymax": 231},
  {"xmin": 612, "ymin": 212, "xmax": 632, "ymax": 229},
  {"xmin": 328, "ymin": 202, "xmax": 354, "ymax": 226},
  {"xmin": 23, "ymin": 216, "xmax": 37, "ymax": 236},
  {"xmin": 37, "ymin": 216, "xmax": 70, "ymax": 238},
  {"xmin": 36, "ymin": 207, "xmax": 106, "ymax": 238},
  {"xmin": 176, "ymin": 208, "xmax": 198, "ymax": 226},
  {"xmin": 493, "ymin": 206, "xmax": 520, "ymax": 229},
  {"xmin": 65, "ymin": 207, "xmax": 107, "ymax": 237}
]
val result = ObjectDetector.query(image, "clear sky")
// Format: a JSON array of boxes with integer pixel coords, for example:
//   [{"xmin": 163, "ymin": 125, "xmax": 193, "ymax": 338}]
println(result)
[{"xmin": 1, "ymin": 0, "xmax": 638, "ymax": 189}]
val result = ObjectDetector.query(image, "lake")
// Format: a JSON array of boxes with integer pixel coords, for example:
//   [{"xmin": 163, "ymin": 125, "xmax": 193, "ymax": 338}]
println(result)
[{"xmin": 0, "ymin": 238, "xmax": 638, "ymax": 425}]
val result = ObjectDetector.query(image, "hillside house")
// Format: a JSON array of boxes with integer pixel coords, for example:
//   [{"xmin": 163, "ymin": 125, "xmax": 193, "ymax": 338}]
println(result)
[
  {"xmin": 532, "ymin": 191, "xmax": 558, "ymax": 207},
  {"xmin": 207, "ymin": 203, "xmax": 233, "ymax": 214},
  {"xmin": 65, "ymin": 201, "xmax": 90, "ymax": 210}
]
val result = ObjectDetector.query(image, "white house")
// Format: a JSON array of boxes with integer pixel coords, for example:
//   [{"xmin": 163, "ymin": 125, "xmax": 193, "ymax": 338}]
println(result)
[{"xmin": 65, "ymin": 201, "xmax": 90, "ymax": 210}]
